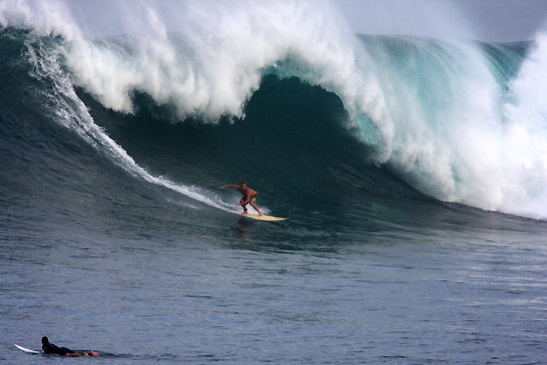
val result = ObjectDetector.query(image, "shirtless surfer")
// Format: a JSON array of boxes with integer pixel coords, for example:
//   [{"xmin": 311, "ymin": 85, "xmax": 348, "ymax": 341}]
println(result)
[{"xmin": 219, "ymin": 182, "xmax": 262, "ymax": 216}]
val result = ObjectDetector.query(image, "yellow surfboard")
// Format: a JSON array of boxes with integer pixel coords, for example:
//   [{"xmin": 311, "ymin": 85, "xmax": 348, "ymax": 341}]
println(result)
[{"xmin": 229, "ymin": 210, "xmax": 288, "ymax": 221}]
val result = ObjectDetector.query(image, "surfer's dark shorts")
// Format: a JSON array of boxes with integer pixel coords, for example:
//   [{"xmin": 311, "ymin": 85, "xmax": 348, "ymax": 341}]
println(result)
[{"xmin": 241, "ymin": 194, "xmax": 257, "ymax": 203}]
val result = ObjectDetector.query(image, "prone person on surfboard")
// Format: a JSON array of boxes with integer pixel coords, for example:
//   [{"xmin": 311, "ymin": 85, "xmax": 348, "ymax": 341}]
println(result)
[
  {"xmin": 42, "ymin": 337, "xmax": 99, "ymax": 357},
  {"xmin": 219, "ymin": 182, "xmax": 263, "ymax": 216}
]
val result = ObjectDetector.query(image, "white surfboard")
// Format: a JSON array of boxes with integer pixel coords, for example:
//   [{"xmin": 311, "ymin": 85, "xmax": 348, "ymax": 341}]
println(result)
[
  {"xmin": 15, "ymin": 344, "xmax": 40, "ymax": 354},
  {"xmin": 228, "ymin": 210, "xmax": 288, "ymax": 221}
]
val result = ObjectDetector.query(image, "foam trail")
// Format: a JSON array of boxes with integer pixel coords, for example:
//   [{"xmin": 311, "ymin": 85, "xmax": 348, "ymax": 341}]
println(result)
[{"xmin": 24, "ymin": 36, "xmax": 230, "ymax": 211}]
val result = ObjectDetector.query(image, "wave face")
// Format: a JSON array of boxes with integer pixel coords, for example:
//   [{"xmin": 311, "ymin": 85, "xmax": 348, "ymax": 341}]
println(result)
[{"xmin": 2, "ymin": 0, "xmax": 547, "ymax": 231}]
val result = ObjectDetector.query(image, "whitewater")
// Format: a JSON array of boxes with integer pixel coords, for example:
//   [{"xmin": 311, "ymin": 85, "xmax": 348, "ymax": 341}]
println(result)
[{"xmin": 2, "ymin": 0, "xmax": 547, "ymax": 364}]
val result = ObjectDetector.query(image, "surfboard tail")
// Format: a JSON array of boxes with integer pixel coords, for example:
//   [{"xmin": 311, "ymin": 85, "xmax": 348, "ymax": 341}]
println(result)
[{"xmin": 228, "ymin": 210, "xmax": 288, "ymax": 221}]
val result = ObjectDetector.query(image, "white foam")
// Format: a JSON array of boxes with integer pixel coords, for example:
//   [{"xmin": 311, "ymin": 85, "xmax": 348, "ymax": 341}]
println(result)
[{"xmin": 499, "ymin": 32, "xmax": 547, "ymax": 218}]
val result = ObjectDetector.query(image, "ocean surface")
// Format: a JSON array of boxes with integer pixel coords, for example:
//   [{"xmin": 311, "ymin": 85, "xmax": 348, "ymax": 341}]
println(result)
[{"xmin": 1, "ymin": 1, "xmax": 547, "ymax": 364}]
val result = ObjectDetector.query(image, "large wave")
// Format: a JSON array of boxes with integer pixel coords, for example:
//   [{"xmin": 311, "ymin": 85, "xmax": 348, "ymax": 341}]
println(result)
[{"xmin": 2, "ymin": 0, "xmax": 547, "ymax": 219}]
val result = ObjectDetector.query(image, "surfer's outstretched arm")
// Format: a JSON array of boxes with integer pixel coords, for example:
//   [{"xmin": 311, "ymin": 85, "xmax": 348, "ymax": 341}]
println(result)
[{"xmin": 219, "ymin": 185, "xmax": 239, "ymax": 189}]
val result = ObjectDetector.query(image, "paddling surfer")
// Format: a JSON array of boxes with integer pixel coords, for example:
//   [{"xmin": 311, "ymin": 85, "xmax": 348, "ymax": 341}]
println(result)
[
  {"xmin": 41, "ymin": 337, "xmax": 99, "ymax": 357},
  {"xmin": 219, "ymin": 182, "xmax": 262, "ymax": 216}
]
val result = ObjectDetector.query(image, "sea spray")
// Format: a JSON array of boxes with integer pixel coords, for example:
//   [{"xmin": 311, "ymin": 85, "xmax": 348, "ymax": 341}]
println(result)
[{"xmin": 500, "ymin": 32, "xmax": 547, "ymax": 217}]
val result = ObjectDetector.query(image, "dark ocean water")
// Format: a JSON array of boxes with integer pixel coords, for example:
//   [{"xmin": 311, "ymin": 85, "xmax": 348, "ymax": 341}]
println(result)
[{"xmin": 2, "ymin": 2, "xmax": 547, "ymax": 363}]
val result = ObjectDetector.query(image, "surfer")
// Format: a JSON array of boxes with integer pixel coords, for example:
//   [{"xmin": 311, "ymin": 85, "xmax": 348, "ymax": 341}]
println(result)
[
  {"xmin": 219, "ymin": 182, "xmax": 262, "ymax": 216},
  {"xmin": 41, "ymin": 337, "xmax": 99, "ymax": 357}
]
